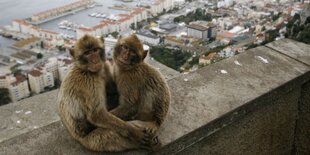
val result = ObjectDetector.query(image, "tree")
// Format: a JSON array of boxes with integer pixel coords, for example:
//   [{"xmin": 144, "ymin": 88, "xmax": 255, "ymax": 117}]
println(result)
[
  {"xmin": 37, "ymin": 53, "xmax": 43, "ymax": 59},
  {"xmin": 111, "ymin": 32, "xmax": 119, "ymax": 38},
  {"xmin": 130, "ymin": 23, "xmax": 135, "ymax": 30},
  {"xmin": 0, "ymin": 88, "xmax": 11, "ymax": 106},
  {"xmin": 40, "ymin": 41, "xmax": 44, "ymax": 49}
]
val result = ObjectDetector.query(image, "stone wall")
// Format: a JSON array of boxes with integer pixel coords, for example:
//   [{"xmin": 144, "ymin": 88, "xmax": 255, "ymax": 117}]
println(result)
[{"xmin": 0, "ymin": 39, "xmax": 309, "ymax": 155}]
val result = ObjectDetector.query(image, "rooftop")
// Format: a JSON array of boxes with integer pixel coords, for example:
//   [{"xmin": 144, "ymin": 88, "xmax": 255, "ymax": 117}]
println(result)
[
  {"xmin": 187, "ymin": 24, "xmax": 209, "ymax": 31},
  {"xmin": 28, "ymin": 70, "xmax": 42, "ymax": 77},
  {"xmin": 136, "ymin": 30, "xmax": 160, "ymax": 39},
  {"xmin": 13, "ymin": 37, "xmax": 40, "ymax": 48}
]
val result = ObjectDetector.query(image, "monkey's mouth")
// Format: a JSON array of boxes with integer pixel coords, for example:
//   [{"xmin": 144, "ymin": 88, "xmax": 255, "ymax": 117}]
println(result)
[
  {"xmin": 88, "ymin": 62, "xmax": 102, "ymax": 72},
  {"xmin": 117, "ymin": 58, "xmax": 131, "ymax": 65}
]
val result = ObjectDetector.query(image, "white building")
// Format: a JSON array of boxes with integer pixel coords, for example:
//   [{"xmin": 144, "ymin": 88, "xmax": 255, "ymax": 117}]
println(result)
[
  {"xmin": 0, "ymin": 76, "xmax": 9, "ymax": 88},
  {"xmin": 136, "ymin": 30, "xmax": 160, "ymax": 45},
  {"xmin": 58, "ymin": 58, "xmax": 72, "ymax": 82},
  {"xmin": 44, "ymin": 57, "xmax": 59, "ymax": 79},
  {"xmin": 28, "ymin": 69, "xmax": 54, "ymax": 94},
  {"xmin": 8, "ymin": 75, "xmax": 30, "ymax": 102},
  {"xmin": 187, "ymin": 21, "xmax": 217, "ymax": 40},
  {"xmin": 104, "ymin": 37, "xmax": 118, "ymax": 59}
]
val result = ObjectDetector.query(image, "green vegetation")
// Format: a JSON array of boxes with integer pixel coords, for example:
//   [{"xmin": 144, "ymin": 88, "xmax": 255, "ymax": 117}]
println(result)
[
  {"xmin": 130, "ymin": 20, "xmax": 146, "ymax": 30},
  {"xmin": 286, "ymin": 14, "xmax": 310, "ymax": 44},
  {"xmin": 272, "ymin": 12, "xmax": 282, "ymax": 21},
  {"xmin": 205, "ymin": 45, "xmax": 227, "ymax": 55},
  {"xmin": 10, "ymin": 64, "xmax": 22, "ymax": 76},
  {"xmin": 174, "ymin": 8, "xmax": 212, "ymax": 24},
  {"xmin": 56, "ymin": 45, "xmax": 66, "ymax": 51},
  {"xmin": 0, "ymin": 88, "xmax": 11, "ymax": 106},
  {"xmin": 40, "ymin": 41, "xmax": 44, "ymax": 49},
  {"xmin": 110, "ymin": 31, "xmax": 119, "ymax": 38},
  {"xmin": 37, "ymin": 53, "xmax": 43, "ymax": 59},
  {"xmin": 266, "ymin": 29, "xmax": 280, "ymax": 42},
  {"xmin": 150, "ymin": 46, "xmax": 192, "ymax": 71}
]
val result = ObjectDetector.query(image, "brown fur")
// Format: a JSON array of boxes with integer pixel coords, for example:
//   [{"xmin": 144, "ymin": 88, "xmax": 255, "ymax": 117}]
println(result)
[
  {"xmin": 111, "ymin": 34, "xmax": 171, "ymax": 134},
  {"xmin": 57, "ymin": 35, "xmax": 156, "ymax": 152}
]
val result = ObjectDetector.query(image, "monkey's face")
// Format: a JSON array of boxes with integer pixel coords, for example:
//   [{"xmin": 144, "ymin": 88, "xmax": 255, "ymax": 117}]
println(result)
[
  {"xmin": 71, "ymin": 35, "xmax": 105, "ymax": 72},
  {"xmin": 114, "ymin": 34, "xmax": 146, "ymax": 69}
]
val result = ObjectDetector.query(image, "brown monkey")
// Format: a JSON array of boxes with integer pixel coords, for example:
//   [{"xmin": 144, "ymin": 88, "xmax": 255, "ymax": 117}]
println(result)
[
  {"xmin": 110, "ymin": 34, "xmax": 170, "ymax": 134},
  {"xmin": 57, "ymin": 35, "xmax": 157, "ymax": 152}
]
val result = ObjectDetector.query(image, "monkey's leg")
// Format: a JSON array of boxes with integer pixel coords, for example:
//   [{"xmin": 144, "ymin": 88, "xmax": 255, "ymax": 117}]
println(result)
[
  {"xmin": 128, "ymin": 120, "xmax": 159, "ymax": 135},
  {"xmin": 79, "ymin": 128, "xmax": 148, "ymax": 152}
]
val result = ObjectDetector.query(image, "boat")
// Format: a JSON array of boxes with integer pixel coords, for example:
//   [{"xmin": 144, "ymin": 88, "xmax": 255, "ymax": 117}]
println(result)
[
  {"xmin": 101, "ymin": 14, "xmax": 107, "ymax": 18},
  {"xmin": 89, "ymin": 13, "xmax": 97, "ymax": 17},
  {"xmin": 59, "ymin": 25, "xmax": 66, "ymax": 29},
  {"xmin": 96, "ymin": 13, "xmax": 102, "ymax": 18}
]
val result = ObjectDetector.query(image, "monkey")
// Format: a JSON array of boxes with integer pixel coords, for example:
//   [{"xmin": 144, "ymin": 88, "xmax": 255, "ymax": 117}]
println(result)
[
  {"xmin": 57, "ymin": 35, "xmax": 158, "ymax": 152},
  {"xmin": 110, "ymin": 34, "xmax": 170, "ymax": 134}
]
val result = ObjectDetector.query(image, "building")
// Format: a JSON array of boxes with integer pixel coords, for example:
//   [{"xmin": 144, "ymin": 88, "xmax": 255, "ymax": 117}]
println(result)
[
  {"xmin": 12, "ymin": 37, "xmax": 41, "ymax": 49},
  {"xmin": 136, "ymin": 30, "xmax": 160, "ymax": 45},
  {"xmin": 28, "ymin": 69, "xmax": 54, "ymax": 94},
  {"xmin": 187, "ymin": 24, "xmax": 209, "ymax": 40},
  {"xmin": 187, "ymin": 22, "xmax": 217, "ymax": 40},
  {"xmin": 8, "ymin": 75, "xmax": 30, "ymax": 102},
  {"xmin": 77, "ymin": 7, "xmax": 147, "ymax": 39},
  {"xmin": 58, "ymin": 58, "xmax": 72, "ymax": 82},
  {"xmin": 31, "ymin": 0, "xmax": 95, "ymax": 22},
  {"xmin": 159, "ymin": 23, "xmax": 178, "ymax": 32},
  {"xmin": 0, "ymin": 76, "xmax": 9, "ymax": 88},
  {"xmin": 44, "ymin": 57, "xmax": 59, "ymax": 79},
  {"xmin": 104, "ymin": 37, "xmax": 118, "ymax": 59}
]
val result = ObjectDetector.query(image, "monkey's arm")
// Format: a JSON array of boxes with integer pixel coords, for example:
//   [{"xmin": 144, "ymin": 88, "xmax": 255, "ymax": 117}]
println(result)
[
  {"xmin": 110, "ymin": 94, "xmax": 139, "ymax": 120},
  {"xmin": 87, "ymin": 102, "xmax": 130, "ymax": 130}
]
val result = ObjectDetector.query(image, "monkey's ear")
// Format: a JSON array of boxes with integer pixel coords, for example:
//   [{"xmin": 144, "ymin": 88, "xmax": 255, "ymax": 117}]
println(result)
[
  {"xmin": 131, "ymin": 34, "xmax": 139, "ymax": 40},
  {"xmin": 69, "ymin": 48, "xmax": 75, "ymax": 58},
  {"xmin": 142, "ymin": 50, "xmax": 148, "ymax": 60},
  {"xmin": 100, "ymin": 36, "xmax": 105, "ymax": 44}
]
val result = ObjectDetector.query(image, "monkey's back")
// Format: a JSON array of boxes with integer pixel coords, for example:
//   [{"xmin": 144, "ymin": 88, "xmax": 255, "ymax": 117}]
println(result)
[{"xmin": 57, "ymin": 65, "xmax": 105, "ymax": 140}]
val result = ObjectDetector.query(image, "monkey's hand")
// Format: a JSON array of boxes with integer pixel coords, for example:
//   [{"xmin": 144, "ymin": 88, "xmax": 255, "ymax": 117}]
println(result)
[
  {"xmin": 128, "ymin": 120, "xmax": 158, "ymax": 137},
  {"xmin": 128, "ymin": 121, "xmax": 161, "ymax": 150}
]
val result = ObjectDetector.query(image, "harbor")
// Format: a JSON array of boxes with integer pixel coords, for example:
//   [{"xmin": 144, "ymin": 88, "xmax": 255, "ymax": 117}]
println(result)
[{"xmin": 0, "ymin": 0, "xmax": 140, "ymax": 55}]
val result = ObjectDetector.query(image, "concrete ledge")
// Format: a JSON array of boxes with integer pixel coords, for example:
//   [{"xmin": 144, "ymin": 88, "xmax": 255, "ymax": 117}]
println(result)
[{"xmin": 0, "ymin": 39, "xmax": 309, "ymax": 154}]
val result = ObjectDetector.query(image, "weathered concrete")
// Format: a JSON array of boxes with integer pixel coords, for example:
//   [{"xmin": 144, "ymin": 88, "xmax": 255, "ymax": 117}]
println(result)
[
  {"xmin": 266, "ymin": 38, "xmax": 310, "ymax": 66},
  {"xmin": 155, "ymin": 45, "xmax": 309, "ymax": 154},
  {"xmin": 0, "ymin": 39, "xmax": 309, "ymax": 154},
  {"xmin": 0, "ymin": 58, "xmax": 178, "ymax": 144},
  {"xmin": 0, "ymin": 90, "xmax": 58, "ymax": 143},
  {"xmin": 294, "ymin": 81, "xmax": 310, "ymax": 155},
  {"xmin": 178, "ymin": 87, "xmax": 300, "ymax": 155}
]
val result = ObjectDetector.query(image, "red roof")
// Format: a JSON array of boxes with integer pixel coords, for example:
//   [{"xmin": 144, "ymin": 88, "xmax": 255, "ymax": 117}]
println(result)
[
  {"xmin": 11, "ymin": 75, "xmax": 26, "ymax": 86},
  {"xmin": 29, "ymin": 70, "xmax": 42, "ymax": 77},
  {"xmin": 41, "ymin": 29, "xmax": 59, "ymax": 35},
  {"xmin": 119, "ymin": 13, "xmax": 131, "ymax": 17},
  {"xmin": 118, "ymin": 17, "xmax": 130, "ymax": 22},
  {"xmin": 93, "ymin": 23, "xmax": 107, "ymax": 29},
  {"xmin": 14, "ymin": 19, "xmax": 31, "ymax": 26},
  {"xmin": 218, "ymin": 32, "xmax": 235, "ymax": 38},
  {"xmin": 101, "ymin": 20, "xmax": 117, "ymax": 25},
  {"xmin": 79, "ymin": 27, "xmax": 93, "ymax": 31}
]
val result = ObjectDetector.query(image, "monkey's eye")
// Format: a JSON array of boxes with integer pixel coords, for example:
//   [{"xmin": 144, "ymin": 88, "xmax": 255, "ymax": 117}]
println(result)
[
  {"xmin": 121, "ymin": 45, "xmax": 129, "ymax": 50},
  {"xmin": 121, "ymin": 45, "xmax": 136, "ymax": 53},
  {"xmin": 84, "ymin": 48, "xmax": 101, "ymax": 56}
]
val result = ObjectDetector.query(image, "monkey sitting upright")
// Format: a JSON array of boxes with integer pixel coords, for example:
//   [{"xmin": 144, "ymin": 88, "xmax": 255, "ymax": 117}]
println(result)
[
  {"xmin": 110, "ymin": 34, "xmax": 171, "ymax": 134},
  {"xmin": 57, "ymin": 35, "xmax": 157, "ymax": 152}
]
